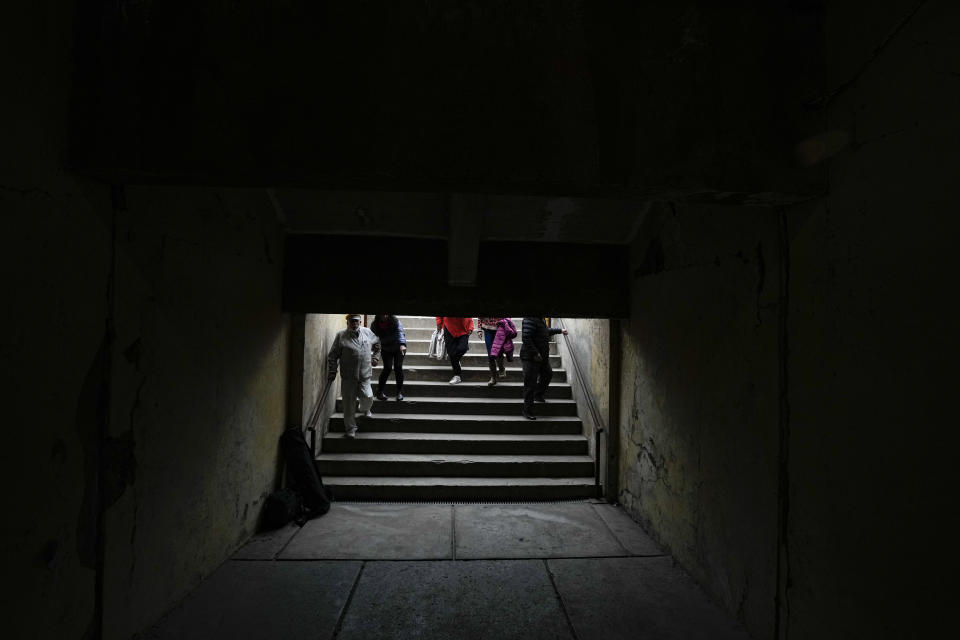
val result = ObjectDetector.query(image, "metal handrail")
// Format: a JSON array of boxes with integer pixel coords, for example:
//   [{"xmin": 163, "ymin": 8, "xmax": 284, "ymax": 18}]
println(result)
[
  {"xmin": 553, "ymin": 318, "xmax": 605, "ymax": 498},
  {"xmin": 304, "ymin": 376, "xmax": 334, "ymax": 456},
  {"xmin": 305, "ymin": 378, "xmax": 333, "ymax": 430}
]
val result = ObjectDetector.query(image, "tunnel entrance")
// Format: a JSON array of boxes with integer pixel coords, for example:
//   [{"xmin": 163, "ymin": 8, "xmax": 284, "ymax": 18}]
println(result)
[{"xmin": 294, "ymin": 313, "xmax": 613, "ymax": 502}]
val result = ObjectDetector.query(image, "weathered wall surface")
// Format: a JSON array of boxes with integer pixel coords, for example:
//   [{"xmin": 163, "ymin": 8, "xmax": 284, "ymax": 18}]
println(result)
[
  {"xmin": 615, "ymin": 4, "xmax": 959, "ymax": 638},
  {"xmin": 2, "ymin": 148, "xmax": 112, "ymax": 640},
  {"xmin": 783, "ymin": 3, "xmax": 958, "ymax": 638},
  {"xmin": 555, "ymin": 319, "xmax": 610, "ymax": 464},
  {"xmin": 304, "ymin": 314, "xmax": 346, "ymax": 442},
  {"xmin": 100, "ymin": 187, "xmax": 289, "ymax": 639},
  {"xmin": 1, "ymin": 1, "xmax": 112, "ymax": 636},
  {"xmin": 619, "ymin": 203, "xmax": 781, "ymax": 638}
]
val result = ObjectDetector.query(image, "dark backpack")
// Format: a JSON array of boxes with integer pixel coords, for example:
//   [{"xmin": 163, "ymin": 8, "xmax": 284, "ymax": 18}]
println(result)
[
  {"xmin": 263, "ymin": 488, "xmax": 303, "ymax": 529},
  {"xmin": 280, "ymin": 427, "xmax": 333, "ymax": 522}
]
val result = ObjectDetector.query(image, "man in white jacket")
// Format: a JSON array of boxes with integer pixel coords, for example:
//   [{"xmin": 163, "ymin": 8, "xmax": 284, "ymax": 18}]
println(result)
[{"xmin": 327, "ymin": 314, "xmax": 381, "ymax": 438}]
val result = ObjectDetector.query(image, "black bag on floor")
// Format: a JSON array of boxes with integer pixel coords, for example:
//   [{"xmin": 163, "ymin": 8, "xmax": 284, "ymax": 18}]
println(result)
[
  {"xmin": 263, "ymin": 488, "xmax": 302, "ymax": 529},
  {"xmin": 280, "ymin": 427, "xmax": 333, "ymax": 522}
]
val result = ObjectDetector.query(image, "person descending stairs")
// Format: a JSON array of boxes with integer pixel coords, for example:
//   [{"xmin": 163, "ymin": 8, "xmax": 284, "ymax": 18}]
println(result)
[{"xmin": 316, "ymin": 316, "xmax": 595, "ymax": 501}]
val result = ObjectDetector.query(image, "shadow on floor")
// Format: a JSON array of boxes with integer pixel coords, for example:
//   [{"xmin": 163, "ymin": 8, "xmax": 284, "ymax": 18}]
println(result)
[{"xmin": 144, "ymin": 501, "xmax": 751, "ymax": 640}]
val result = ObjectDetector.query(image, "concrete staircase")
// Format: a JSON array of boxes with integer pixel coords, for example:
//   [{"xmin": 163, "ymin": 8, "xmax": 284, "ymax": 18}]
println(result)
[{"xmin": 317, "ymin": 316, "xmax": 596, "ymax": 501}]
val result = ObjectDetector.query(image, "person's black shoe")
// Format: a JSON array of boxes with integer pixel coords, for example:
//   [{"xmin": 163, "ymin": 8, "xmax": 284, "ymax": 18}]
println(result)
[
  {"xmin": 396, "ymin": 393, "xmax": 404, "ymax": 401},
  {"xmin": 534, "ymin": 395, "xmax": 546, "ymax": 403},
  {"xmin": 522, "ymin": 407, "xmax": 537, "ymax": 420},
  {"xmin": 374, "ymin": 390, "xmax": 388, "ymax": 401}
]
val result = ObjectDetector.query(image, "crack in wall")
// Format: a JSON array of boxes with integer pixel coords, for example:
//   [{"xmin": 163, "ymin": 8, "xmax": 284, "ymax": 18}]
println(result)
[
  {"xmin": 755, "ymin": 242, "xmax": 766, "ymax": 328},
  {"xmin": 806, "ymin": 0, "xmax": 929, "ymax": 109},
  {"xmin": 0, "ymin": 184, "xmax": 54, "ymax": 198},
  {"xmin": 851, "ymin": 125, "xmax": 912, "ymax": 151},
  {"xmin": 125, "ymin": 370, "xmax": 146, "ymax": 590},
  {"xmin": 634, "ymin": 247, "xmax": 765, "ymax": 281},
  {"xmin": 775, "ymin": 210, "xmax": 792, "ymax": 640}
]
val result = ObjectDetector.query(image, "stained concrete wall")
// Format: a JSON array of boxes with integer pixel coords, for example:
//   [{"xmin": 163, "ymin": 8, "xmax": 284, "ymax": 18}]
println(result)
[
  {"xmin": 555, "ymin": 319, "xmax": 610, "ymax": 466},
  {"xmin": 1, "ymin": 16, "xmax": 293, "ymax": 633},
  {"xmin": 618, "ymin": 203, "xmax": 781, "ymax": 638},
  {"xmin": 2, "ymin": 147, "xmax": 113, "ymax": 640},
  {"xmin": 2, "ymin": 2, "xmax": 112, "ymax": 636},
  {"xmin": 782, "ymin": 3, "xmax": 958, "ymax": 638},
  {"xmin": 100, "ymin": 187, "xmax": 289, "ymax": 638},
  {"xmin": 614, "ymin": 4, "xmax": 959, "ymax": 639},
  {"xmin": 304, "ymin": 314, "xmax": 346, "ymax": 443}
]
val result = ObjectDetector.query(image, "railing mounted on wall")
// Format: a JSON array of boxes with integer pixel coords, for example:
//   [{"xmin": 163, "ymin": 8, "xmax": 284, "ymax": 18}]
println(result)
[
  {"xmin": 552, "ymin": 318, "xmax": 605, "ymax": 499},
  {"xmin": 304, "ymin": 374, "xmax": 333, "ymax": 457}
]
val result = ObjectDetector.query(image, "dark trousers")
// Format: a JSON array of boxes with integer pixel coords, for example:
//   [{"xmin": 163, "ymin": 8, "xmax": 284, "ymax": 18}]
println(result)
[
  {"xmin": 444, "ymin": 330, "xmax": 470, "ymax": 375},
  {"xmin": 522, "ymin": 358, "xmax": 553, "ymax": 409},
  {"xmin": 378, "ymin": 350, "xmax": 404, "ymax": 391},
  {"xmin": 483, "ymin": 328, "xmax": 504, "ymax": 367}
]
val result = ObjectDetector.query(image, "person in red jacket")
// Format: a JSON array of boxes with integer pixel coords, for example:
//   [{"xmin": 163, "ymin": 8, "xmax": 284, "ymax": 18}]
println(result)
[{"xmin": 435, "ymin": 317, "xmax": 475, "ymax": 384}]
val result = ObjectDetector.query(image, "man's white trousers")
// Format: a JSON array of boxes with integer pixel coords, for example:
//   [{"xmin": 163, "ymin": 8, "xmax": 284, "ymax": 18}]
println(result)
[{"xmin": 342, "ymin": 376, "xmax": 373, "ymax": 434}]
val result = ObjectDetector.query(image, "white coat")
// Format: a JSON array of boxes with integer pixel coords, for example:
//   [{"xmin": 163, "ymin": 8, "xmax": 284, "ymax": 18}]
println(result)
[
  {"xmin": 327, "ymin": 326, "xmax": 381, "ymax": 432},
  {"xmin": 328, "ymin": 326, "xmax": 380, "ymax": 383}
]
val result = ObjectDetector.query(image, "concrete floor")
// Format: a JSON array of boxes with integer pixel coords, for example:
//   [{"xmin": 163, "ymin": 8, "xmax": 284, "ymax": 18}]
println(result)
[{"xmin": 146, "ymin": 501, "xmax": 752, "ymax": 639}]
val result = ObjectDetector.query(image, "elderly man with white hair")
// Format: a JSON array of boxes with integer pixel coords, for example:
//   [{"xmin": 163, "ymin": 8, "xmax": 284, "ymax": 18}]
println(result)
[{"xmin": 327, "ymin": 314, "xmax": 381, "ymax": 438}]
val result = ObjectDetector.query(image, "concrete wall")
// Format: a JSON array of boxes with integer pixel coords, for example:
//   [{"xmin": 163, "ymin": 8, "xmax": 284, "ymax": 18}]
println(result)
[
  {"xmin": 614, "ymin": 4, "xmax": 958, "ymax": 638},
  {"xmin": 3, "ymin": 44, "xmax": 292, "ymax": 634},
  {"xmin": 2, "ymin": 140, "xmax": 113, "ymax": 640},
  {"xmin": 2, "ymin": 2, "xmax": 111, "ymax": 636},
  {"xmin": 555, "ymin": 319, "xmax": 610, "ymax": 466},
  {"xmin": 100, "ymin": 187, "xmax": 289, "ymax": 638},
  {"xmin": 782, "ymin": 3, "xmax": 958, "ymax": 638},
  {"xmin": 284, "ymin": 236, "xmax": 630, "ymax": 317},
  {"xmin": 618, "ymin": 203, "xmax": 781, "ymax": 638},
  {"xmin": 304, "ymin": 314, "xmax": 346, "ymax": 443}
]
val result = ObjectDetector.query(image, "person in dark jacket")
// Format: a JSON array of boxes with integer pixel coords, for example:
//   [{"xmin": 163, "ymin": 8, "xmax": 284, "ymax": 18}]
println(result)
[
  {"xmin": 519, "ymin": 317, "xmax": 567, "ymax": 420},
  {"xmin": 371, "ymin": 314, "xmax": 407, "ymax": 401}
]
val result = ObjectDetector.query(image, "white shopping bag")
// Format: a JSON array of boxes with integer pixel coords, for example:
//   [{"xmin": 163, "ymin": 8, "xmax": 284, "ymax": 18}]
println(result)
[{"xmin": 431, "ymin": 329, "xmax": 447, "ymax": 360}]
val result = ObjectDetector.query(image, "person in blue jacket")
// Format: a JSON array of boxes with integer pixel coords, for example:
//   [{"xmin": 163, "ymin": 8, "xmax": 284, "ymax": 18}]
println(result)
[{"xmin": 371, "ymin": 314, "xmax": 407, "ymax": 401}]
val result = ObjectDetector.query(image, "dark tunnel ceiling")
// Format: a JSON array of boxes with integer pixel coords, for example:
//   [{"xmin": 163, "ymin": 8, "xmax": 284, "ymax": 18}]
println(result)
[{"xmin": 73, "ymin": 1, "xmax": 826, "ymax": 203}]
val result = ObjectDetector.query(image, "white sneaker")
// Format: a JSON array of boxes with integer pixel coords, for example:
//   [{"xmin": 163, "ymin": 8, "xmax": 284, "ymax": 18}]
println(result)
[
  {"xmin": 449, "ymin": 375, "xmax": 461, "ymax": 385},
  {"xmin": 344, "ymin": 428, "xmax": 357, "ymax": 439},
  {"xmin": 364, "ymin": 409, "xmax": 373, "ymax": 418}
]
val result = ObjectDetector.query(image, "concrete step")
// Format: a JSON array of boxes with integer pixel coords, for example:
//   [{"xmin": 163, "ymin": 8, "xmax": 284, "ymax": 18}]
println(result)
[
  {"xmin": 321, "ymin": 432, "xmax": 588, "ymax": 455},
  {"xmin": 404, "ymin": 338, "xmax": 559, "ymax": 355},
  {"xmin": 372, "ymin": 381, "xmax": 572, "ymax": 399},
  {"xmin": 374, "ymin": 365, "xmax": 566, "ymax": 383},
  {"xmin": 328, "ymin": 317, "xmax": 582, "ymax": 502},
  {"xmin": 394, "ymin": 353, "xmax": 561, "ymax": 368},
  {"xmin": 323, "ymin": 476, "xmax": 598, "ymax": 501},
  {"xmin": 402, "ymin": 327, "xmax": 558, "ymax": 342},
  {"xmin": 315, "ymin": 453, "xmax": 595, "ymax": 477},
  {"xmin": 392, "ymin": 316, "xmax": 525, "ymax": 330},
  {"xmin": 337, "ymin": 396, "xmax": 578, "ymax": 416},
  {"xmin": 328, "ymin": 413, "xmax": 583, "ymax": 435}
]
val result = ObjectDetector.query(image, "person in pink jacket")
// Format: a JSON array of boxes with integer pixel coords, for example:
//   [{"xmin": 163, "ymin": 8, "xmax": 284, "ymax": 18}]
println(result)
[{"xmin": 478, "ymin": 317, "xmax": 517, "ymax": 386}]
